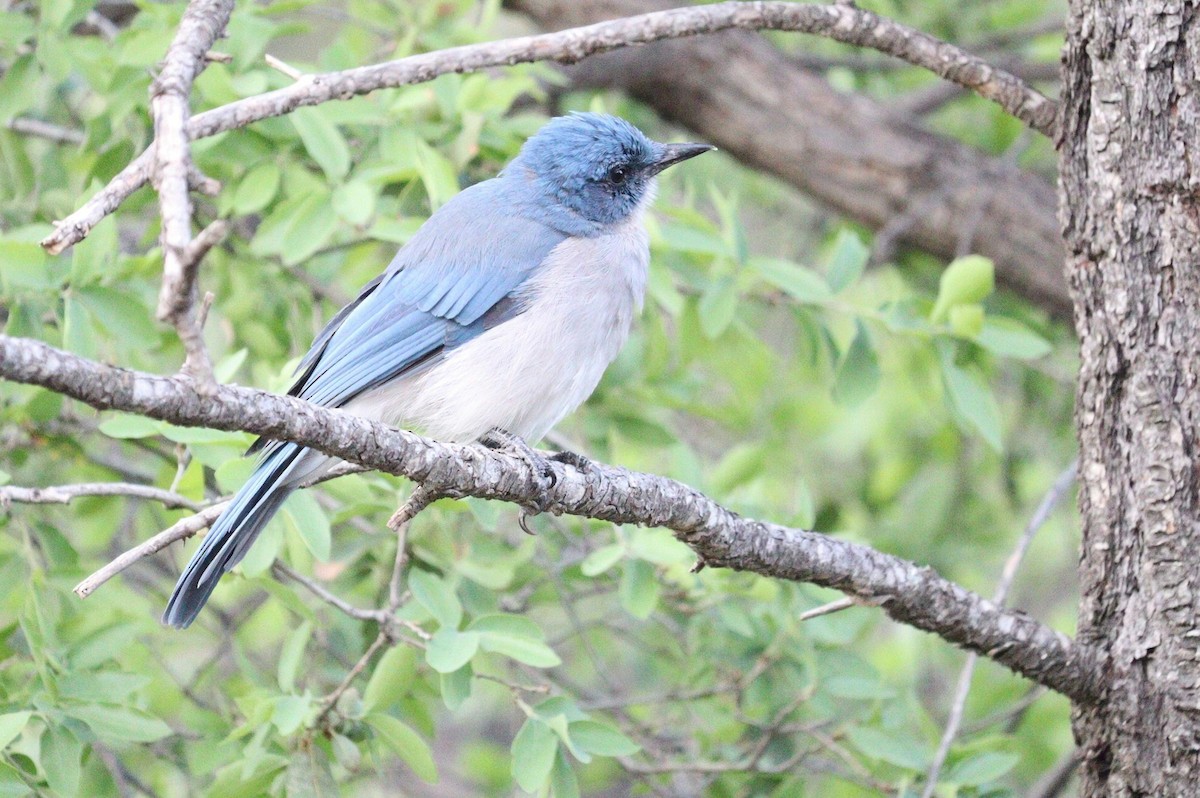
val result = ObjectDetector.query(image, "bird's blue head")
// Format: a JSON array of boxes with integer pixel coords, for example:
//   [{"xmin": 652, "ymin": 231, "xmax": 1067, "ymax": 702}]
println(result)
[{"xmin": 509, "ymin": 113, "xmax": 712, "ymax": 233}]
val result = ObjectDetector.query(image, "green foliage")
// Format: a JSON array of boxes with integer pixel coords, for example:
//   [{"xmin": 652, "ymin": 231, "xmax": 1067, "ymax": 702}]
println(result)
[{"xmin": 0, "ymin": 0, "xmax": 1078, "ymax": 795}]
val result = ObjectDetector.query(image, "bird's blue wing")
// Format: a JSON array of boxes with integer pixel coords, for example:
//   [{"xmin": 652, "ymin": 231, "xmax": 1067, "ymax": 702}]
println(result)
[{"xmin": 284, "ymin": 179, "xmax": 565, "ymax": 410}]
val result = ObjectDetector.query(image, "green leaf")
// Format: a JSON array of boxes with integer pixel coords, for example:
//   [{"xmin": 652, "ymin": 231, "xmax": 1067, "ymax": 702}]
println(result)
[
  {"xmin": 363, "ymin": 644, "xmax": 418, "ymax": 713},
  {"xmin": 286, "ymin": 743, "xmax": 338, "ymax": 798},
  {"xmin": 408, "ymin": 569, "xmax": 462, "ymax": 629},
  {"xmin": 975, "ymin": 317, "xmax": 1052, "ymax": 360},
  {"xmin": 823, "ymin": 674, "xmax": 896, "ymax": 700},
  {"xmin": 278, "ymin": 620, "xmax": 313, "ymax": 693},
  {"xmin": 41, "ymin": 726, "xmax": 82, "ymax": 798},
  {"xmin": 698, "ymin": 275, "xmax": 738, "ymax": 339},
  {"xmin": 825, "ymin": 229, "xmax": 869, "ymax": 292},
  {"xmin": 511, "ymin": 718, "xmax": 557, "ymax": 792},
  {"xmin": 580, "ymin": 544, "xmax": 624, "ymax": 577},
  {"xmin": 846, "ymin": 726, "xmax": 929, "ymax": 771},
  {"xmin": 291, "ymin": 107, "xmax": 350, "ymax": 181},
  {"xmin": 941, "ymin": 355, "xmax": 1004, "ymax": 451},
  {"xmin": 658, "ymin": 224, "xmax": 728, "ymax": 256},
  {"xmin": 440, "ymin": 664, "xmax": 473, "ymax": 711},
  {"xmin": 0, "ymin": 713, "xmax": 29, "ymax": 750},
  {"xmin": 69, "ymin": 705, "xmax": 171, "ymax": 743},
  {"xmin": 282, "ymin": 492, "xmax": 331, "ymax": 562},
  {"xmin": 332, "ymin": 180, "xmax": 376, "ymax": 226},
  {"xmin": 97, "ymin": 413, "xmax": 162, "ymax": 439},
  {"xmin": 568, "ymin": 720, "xmax": 639, "ymax": 757},
  {"xmin": 233, "ymin": 161, "xmax": 281, "ymax": 215},
  {"xmin": 628, "ymin": 530, "xmax": 692, "ymax": 566},
  {"xmin": 931, "ymin": 255, "xmax": 995, "ymax": 322},
  {"xmin": 833, "ymin": 321, "xmax": 881, "ymax": 407},
  {"xmin": 214, "ymin": 348, "xmax": 249, "ymax": 383},
  {"xmin": 748, "ymin": 257, "xmax": 832, "ymax": 304},
  {"xmin": 944, "ymin": 751, "xmax": 1020, "ymax": 786},
  {"xmin": 280, "ymin": 193, "xmax": 337, "ymax": 266},
  {"xmin": 470, "ymin": 614, "xmax": 561, "ymax": 668},
  {"xmin": 425, "ymin": 629, "xmax": 479, "ymax": 673},
  {"xmin": 550, "ymin": 749, "xmax": 581, "ymax": 798},
  {"xmin": 949, "ymin": 303, "xmax": 985, "ymax": 337},
  {"xmin": 369, "ymin": 713, "xmax": 438, "ymax": 782},
  {"xmin": 619, "ymin": 559, "xmax": 659, "ymax": 619},
  {"xmin": 272, "ymin": 695, "xmax": 312, "ymax": 736},
  {"xmin": 0, "ymin": 239, "xmax": 52, "ymax": 294},
  {"xmin": 709, "ymin": 442, "xmax": 768, "ymax": 494}
]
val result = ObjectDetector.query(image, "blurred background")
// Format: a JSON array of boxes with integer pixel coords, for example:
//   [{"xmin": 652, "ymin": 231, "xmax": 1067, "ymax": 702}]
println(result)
[{"xmin": 0, "ymin": 0, "xmax": 1079, "ymax": 795}]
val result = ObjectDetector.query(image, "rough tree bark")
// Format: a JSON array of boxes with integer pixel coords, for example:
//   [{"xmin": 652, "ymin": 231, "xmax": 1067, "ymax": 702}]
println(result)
[
  {"xmin": 1062, "ymin": 1, "xmax": 1200, "ymax": 794},
  {"xmin": 511, "ymin": 0, "xmax": 1072, "ymax": 318}
]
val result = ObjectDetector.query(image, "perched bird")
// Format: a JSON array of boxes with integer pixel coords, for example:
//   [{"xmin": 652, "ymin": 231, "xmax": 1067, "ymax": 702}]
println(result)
[{"xmin": 163, "ymin": 112, "xmax": 712, "ymax": 628}]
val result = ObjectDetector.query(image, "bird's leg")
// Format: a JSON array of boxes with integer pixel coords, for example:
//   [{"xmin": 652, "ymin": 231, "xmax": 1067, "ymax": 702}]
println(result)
[
  {"xmin": 479, "ymin": 428, "xmax": 556, "ymax": 534},
  {"xmin": 548, "ymin": 450, "xmax": 591, "ymax": 471}
]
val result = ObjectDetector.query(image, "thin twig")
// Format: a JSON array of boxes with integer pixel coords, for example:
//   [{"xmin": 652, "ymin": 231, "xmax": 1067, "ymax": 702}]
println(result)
[
  {"xmin": 40, "ymin": 0, "xmax": 1057, "ymax": 256},
  {"xmin": 6, "ymin": 117, "xmax": 84, "ymax": 145},
  {"xmin": 264, "ymin": 53, "xmax": 305, "ymax": 81},
  {"xmin": 72, "ymin": 461, "xmax": 365, "ymax": 599},
  {"xmin": 272, "ymin": 560, "xmax": 385, "ymax": 623},
  {"xmin": 920, "ymin": 461, "xmax": 1079, "ymax": 796},
  {"xmin": 315, "ymin": 631, "xmax": 388, "ymax": 725},
  {"xmin": 74, "ymin": 502, "xmax": 227, "ymax": 598},
  {"xmin": 0, "ymin": 482, "xmax": 202, "ymax": 512},
  {"xmin": 798, "ymin": 597, "xmax": 855, "ymax": 621}
]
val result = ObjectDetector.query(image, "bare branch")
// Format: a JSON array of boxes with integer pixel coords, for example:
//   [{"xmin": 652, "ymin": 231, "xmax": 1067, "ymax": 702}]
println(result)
[
  {"xmin": 0, "ymin": 482, "xmax": 202, "ymax": 512},
  {"xmin": 6, "ymin": 118, "xmax": 84, "ymax": 145},
  {"xmin": 921, "ymin": 462, "xmax": 1079, "ymax": 795},
  {"xmin": 69, "ymin": 460, "xmax": 365, "ymax": 599},
  {"xmin": 271, "ymin": 560, "xmax": 385, "ymax": 624},
  {"xmin": 0, "ymin": 334, "xmax": 1101, "ymax": 703},
  {"xmin": 147, "ymin": 0, "xmax": 233, "ymax": 385},
  {"xmin": 74, "ymin": 502, "xmax": 227, "ymax": 598},
  {"xmin": 40, "ymin": 1, "xmax": 1055, "ymax": 255}
]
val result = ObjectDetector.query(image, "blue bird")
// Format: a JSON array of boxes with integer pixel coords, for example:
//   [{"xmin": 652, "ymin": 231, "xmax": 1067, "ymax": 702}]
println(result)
[{"xmin": 163, "ymin": 113, "xmax": 712, "ymax": 628}]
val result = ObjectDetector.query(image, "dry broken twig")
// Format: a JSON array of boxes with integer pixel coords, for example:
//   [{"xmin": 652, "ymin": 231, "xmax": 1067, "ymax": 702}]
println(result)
[{"xmin": 0, "ymin": 334, "xmax": 1100, "ymax": 704}]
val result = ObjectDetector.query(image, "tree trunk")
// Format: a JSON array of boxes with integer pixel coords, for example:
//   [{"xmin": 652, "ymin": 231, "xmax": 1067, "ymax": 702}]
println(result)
[{"xmin": 1062, "ymin": 2, "xmax": 1200, "ymax": 794}]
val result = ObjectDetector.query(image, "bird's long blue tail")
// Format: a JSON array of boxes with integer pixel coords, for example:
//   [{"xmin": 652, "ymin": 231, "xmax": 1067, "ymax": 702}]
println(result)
[{"xmin": 163, "ymin": 443, "xmax": 305, "ymax": 628}]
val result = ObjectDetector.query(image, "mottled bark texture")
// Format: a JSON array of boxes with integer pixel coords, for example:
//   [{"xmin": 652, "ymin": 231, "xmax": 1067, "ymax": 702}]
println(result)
[
  {"xmin": 0, "ymin": 334, "xmax": 1101, "ymax": 703},
  {"xmin": 1062, "ymin": 1, "xmax": 1200, "ymax": 793},
  {"xmin": 511, "ymin": 0, "xmax": 1072, "ymax": 318}
]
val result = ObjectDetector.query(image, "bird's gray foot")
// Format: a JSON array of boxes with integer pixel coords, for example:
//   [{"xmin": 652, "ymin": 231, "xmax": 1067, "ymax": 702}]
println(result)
[
  {"xmin": 549, "ymin": 449, "xmax": 591, "ymax": 471},
  {"xmin": 480, "ymin": 428, "xmax": 555, "ymax": 534}
]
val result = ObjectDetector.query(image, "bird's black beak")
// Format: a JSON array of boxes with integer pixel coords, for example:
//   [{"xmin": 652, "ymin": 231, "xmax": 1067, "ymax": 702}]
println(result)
[{"xmin": 648, "ymin": 142, "xmax": 715, "ymax": 176}]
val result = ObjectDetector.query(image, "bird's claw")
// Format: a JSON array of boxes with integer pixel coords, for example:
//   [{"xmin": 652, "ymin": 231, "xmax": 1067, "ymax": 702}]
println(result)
[
  {"xmin": 481, "ymin": 429, "xmax": 560, "ymax": 535},
  {"xmin": 480, "ymin": 428, "xmax": 557, "ymax": 487},
  {"xmin": 549, "ymin": 449, "xmax": 591, "ymax": 472}
]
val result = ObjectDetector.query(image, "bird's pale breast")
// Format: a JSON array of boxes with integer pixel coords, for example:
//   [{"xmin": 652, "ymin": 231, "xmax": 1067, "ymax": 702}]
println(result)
[{"xmin": 345, "ymin": 211, "xmax": 650, "ymax": 443}]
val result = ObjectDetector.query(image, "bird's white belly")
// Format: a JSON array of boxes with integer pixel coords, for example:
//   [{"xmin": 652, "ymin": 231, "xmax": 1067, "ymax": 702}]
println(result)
[{"xmin": 345, "ymin": 218, "xmax": 649, "ymax": 443}]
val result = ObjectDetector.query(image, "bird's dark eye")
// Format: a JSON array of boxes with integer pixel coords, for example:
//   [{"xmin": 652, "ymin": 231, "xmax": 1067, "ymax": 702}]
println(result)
[{"xmin": 606, "ymin": 165, "xmax": 628, "ymax": 184}]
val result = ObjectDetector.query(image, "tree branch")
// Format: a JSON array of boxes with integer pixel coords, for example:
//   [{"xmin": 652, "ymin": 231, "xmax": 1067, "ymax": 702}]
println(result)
[
  {"xmin": 39, "ymin": 1, "xmax": 1055, "ymax": 256},
  {"xmin": 515, "ymin": 0, "xmax": 1070, "ymax": 318},
  {"xmin": 147, "ymin": 0, "xmax": 233, "ymax": 381},
  {"xmin": 0, "ymin": 333, "xmax": 1100, "ymax": 703},
  {"xmin": 0, "ymin": 482, "xmax": 203, "ymax": 512}
]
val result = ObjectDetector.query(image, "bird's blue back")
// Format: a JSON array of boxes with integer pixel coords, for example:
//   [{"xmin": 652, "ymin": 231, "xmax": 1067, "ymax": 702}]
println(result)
[{"xmin": 282, "ymin": 178, "xmax": 568, "ymax": 414}]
